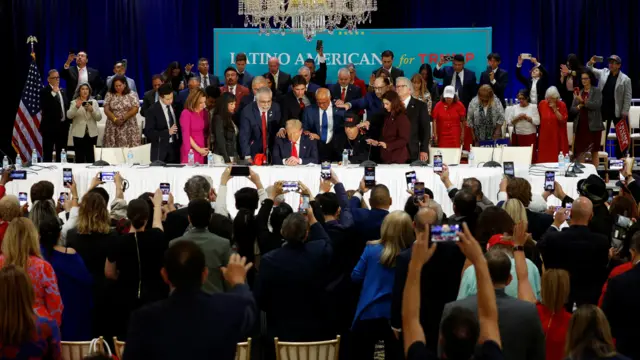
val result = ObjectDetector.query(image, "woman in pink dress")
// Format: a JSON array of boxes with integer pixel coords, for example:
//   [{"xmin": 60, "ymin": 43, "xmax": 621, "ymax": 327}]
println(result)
[{"xmin": 180, "ymin": 88, "xmax": 209, "ymax": 164}]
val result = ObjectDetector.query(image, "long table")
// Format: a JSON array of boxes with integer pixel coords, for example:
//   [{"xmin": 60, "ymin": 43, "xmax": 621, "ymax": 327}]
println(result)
[{"xmin": 4, "ymin": 163, "xmax": 596, "ymax": 217}]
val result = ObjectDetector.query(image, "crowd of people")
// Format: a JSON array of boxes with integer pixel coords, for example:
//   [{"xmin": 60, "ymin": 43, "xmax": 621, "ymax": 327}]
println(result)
[
  {"xmin": 39, "ymin": 46, "xmax": 632, "ymax": 167},
  {"xmin": 0, "ymin": 146, "xmax": 639, "ymax": 359}
]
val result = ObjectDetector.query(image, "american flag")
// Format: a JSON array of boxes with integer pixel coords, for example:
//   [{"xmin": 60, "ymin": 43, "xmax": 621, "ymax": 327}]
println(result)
[{"xmin": 12, "ymin": 60, "xmax": 43, "ymax": 162}]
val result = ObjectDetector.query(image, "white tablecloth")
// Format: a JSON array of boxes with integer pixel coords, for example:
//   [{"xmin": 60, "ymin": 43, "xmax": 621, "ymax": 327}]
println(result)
[{"xmin": 5, "ymin": 163, "xmax": 596, "ymax": 217}]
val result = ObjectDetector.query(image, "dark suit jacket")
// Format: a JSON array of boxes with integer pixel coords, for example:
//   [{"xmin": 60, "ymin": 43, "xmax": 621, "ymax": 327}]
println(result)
[
  {"xmin": 280, "ymin": 91, "xmax": 317, "ymax": 124},
  {"xmin": 220, "ymin": 85, "xmax": 250, "ymax": 107},
  {"xmin": 328, "ymin": 84, "xmax": 362, "ymax": 103},
  {"xmin": 60, "ymin": 66, "xmax": 103, "ymax": 98},
  {"xmin": 177, "ymin": 89, "xmax": 191, "ymax": 105},
  {"xmin": 349, "ymin": 92, "xmax": 384, "ymax": 118},
  {"xmin": 602, "ymin": 265, "xmax": 640, "ymax": 360},
  {"xmin": 185, "ymin": 72, "xmax": 220, "ymax": 88},
  {"xmin": 272, "ymin": 135, "xmax": 319, "ymax": 165},
  {"xmin": 311, "ymin": 62, "xmax": 327, "ymax": 87},
  {"xmin": 123, "ymin": 286, "xmax": 255, "ymax": 360},
  {"xmin": 266, "ymin": 71, "xmax": 292, "ymax": 95},
  {"xmin": 143, "ymin": 101, "xmax": 183, "ymax": 162},
  {"xmin": 480, "ymin": 68, "xmax": 509, "ymax": 108},
  {"xmin": 164, "ymin": 207, "xmax": 190, "ymax": 241},
  {"xmin": 405, "ymin": 97, "xmax": 431, "ymax": 161},
  {"xmin": 256, "ymin": 199, "xmax": 284, "ymax": 256},
  {"xmin": 239, "ymin": 102, "xmax": 282, "ymax": 159},
  {"xmin": 433, "ymin": 67, "xmax": 477, "ymax": 107},
  {"xmin": 515, "ymin": 64, "xmax": 549, "ymax": 103},
  {"xmin": 253, "ymin": 223, "xmax": 336, "ymax": 341},
  {"xmin": 538, "ymin": 225, "xmax": 610, "ymax": 307},
  {"xmin": 302, "ymin": 104, "xmax": 346, "ymax": 141},
  {"xmin": 140, "ymin": 89, "xmax": 157, "ymax": 117},
  {"xmin": 526, "ymin": 209, "xmax": 554, "ymax": 241},
  {"xmin": 39, "ymin": 86, "xmax": 69, "ymax": 134},
  {"xmin": 372, "ymin": 66, "xmax": 405, "ymax": 84},
  {"xmin": 238, "ymin": 71, "xmax": 254, "ymax": 88}
]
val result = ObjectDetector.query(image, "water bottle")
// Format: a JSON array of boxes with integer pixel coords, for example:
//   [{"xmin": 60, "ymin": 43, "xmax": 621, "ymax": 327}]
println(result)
[
  {"xmin": 60, "ymin": 149, "xmax": 67, "ymax": 164},
  {"xmin": 15, "ymin": 155, "xmax": 22, "ymax": 170},
  {"xmin": 342, "ymin": 149, "xmax": 349, "ymax": 166},
  {"xmin": 564, "ymin": 153, "xmax": 570, "ymax": 168},
  {"xmin": 557, "ymin": 152, "xmax": 564, "ymax": 171},
  {"xmin": 207, "ymin": 151, "xmax": 214, "ymax": 167},
  {"xmin": 468, "ymin": 151, "xmax": 475, "ymax": 167},
  {"xmin": 188, "ymin": 149, "xmax": 195, "ymax": 167},
  {"xmin": 31, "ymin": 149, "xmax": 38, "ymax": 165},
  {"xmin": 2, "ymin": 156, "xmax": 8, "ymax": 170},
  {"xmin": 127, "ymin": 149, "xmax": 134, "ymax": 166}
]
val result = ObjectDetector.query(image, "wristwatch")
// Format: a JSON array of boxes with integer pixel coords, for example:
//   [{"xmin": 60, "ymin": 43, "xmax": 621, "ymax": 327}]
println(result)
[{"xmin": 514, "ymin": 245, "xmax": 525, "ymax": 252}]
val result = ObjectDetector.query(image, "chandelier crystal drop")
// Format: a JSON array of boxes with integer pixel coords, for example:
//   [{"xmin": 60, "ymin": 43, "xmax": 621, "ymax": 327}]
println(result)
[{"xmin": 238, "ymin": 0, "xmax": 378, "ymax": 41}]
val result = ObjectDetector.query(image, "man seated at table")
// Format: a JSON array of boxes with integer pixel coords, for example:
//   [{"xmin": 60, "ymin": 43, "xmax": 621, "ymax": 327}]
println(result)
[
  {"xmin": 272, "ymin": 119, "xmax": 319, "ymax": 166},
  {"xmin": 330, "ymin": 113, "xmax": 370, "ymax": 164}
]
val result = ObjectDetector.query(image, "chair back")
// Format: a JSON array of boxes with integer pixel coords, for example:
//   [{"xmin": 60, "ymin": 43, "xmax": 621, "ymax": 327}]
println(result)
[
  {"xmin": 61, "ymin": 337, "xmax": 110, "ymax": 360},
  {"xmin": 274, "ymin": 336, "xmax": 340, "ymax": 360},
  {"xmin": 92, "ymin": 144, "xmax": 152, "ymax": 165},
  {"xmin": 567, "ymin": 122, "xmax": 574, "ymax": 147},
  {"xmin": 629, "ymin": 106, "xmax": 640, "ymax": 129},
  {"xmin": 113, "ymin": 337, "xmax": 126, "ymax": 359},
  {"xmin": 236, "ymin": 338, "xmax": 252, "ymax": 360},
  {"xmin": 500, "ymin": 145, "xmax": 533, "ymax": 166},
  {"xmin": 428, "ymin": 147, "xmax": 462, "ymax": 165},
  {"xmin": 470, "ymin": 145, "xmax": 502, "ymax": 164}
]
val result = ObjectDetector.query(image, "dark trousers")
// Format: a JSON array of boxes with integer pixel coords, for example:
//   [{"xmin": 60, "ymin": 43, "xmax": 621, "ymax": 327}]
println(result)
[
  {"xmin": 605, "ymin": 116, "xmax": 625, "ymax": 158},
  {"xmin": 351, "ymin": 318, "xmax": 401, "ymax": 360},
  {"xmin": 163, "ymin": 142, "xmax": 180, "ymax": 164},
  {"xmin": 42, "ymin": 123, "xmax": 70, "ymax": 162},
  {"xmin": 73, "ymin": 134, "xmax": 97, "ymax": 163}
]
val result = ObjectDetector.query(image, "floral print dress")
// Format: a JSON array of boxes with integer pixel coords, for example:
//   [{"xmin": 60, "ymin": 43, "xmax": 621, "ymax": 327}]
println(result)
[{"xmin": 103, "ymin": 92, "xmax": 140, "ymax": 148}]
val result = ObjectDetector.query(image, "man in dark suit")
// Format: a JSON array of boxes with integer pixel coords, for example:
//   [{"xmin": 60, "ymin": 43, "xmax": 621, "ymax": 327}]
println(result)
[
  {"xmin": 280, "ymin": 75, "xmax": 316, "ymax": 124},
  {"xmin": 602, "ymin": 232, "xmax": 640, "ymax": 360},
  {"xmin": 254, "ymin": 208, "xmax": 336, "ymax": 342},
  {"xmin": 141, "ymin": 74, "xmax": 164, "ymax": 117},
  {"xmin": 296, "ymin": 67, "xmax": 321, "ymax": 94},
  {"xmin": 164, "ymin": 175, "xmax": 216, "ymax": 241},
  {"xmin": 272, "ymin": 119, "xmax": 319, "ymax": 165},
  {"xmin": 479, "ymin": 53, "xmax": 509, "ymax": 109},
  {"xmin": 329, "ymin": 68, "xmax": 362, "ymax": 103},
  {"xmin": 396, "ymin": 76, "xmax": 430, "ymax": 162},
  {"xmin": 236, "ymin": 76, "xmax": 268, "ymax": 125},
  {"xmin": 61, "ymin": 51, "xmax": 103, "ymax": 98},
  {"xmin": 220, "ymin": 67, "xmax": 250, "ymax": 109},
  {"xmin": 143, "ymin": 84, "xmax": 182, "ymax": 164},
  {"xmin": 178, "ymin": 76, "xmax": 200, "ymax": 105},
  {"xmin": 184, "ymin": 57, "xmax": 221, "ymax": 89},
  {"xmin": 239, "ymin": 87, "xmax": 282, "ymax": 162},
  {"xmin": 302, "ymin": 88, "xmax": 345, "ymax": 162},
  {"xmin": 235, "ymin": 53, "xmax": 254, "ymax": 88},
  {"xmin": 266, "ymin": 57, "xmax": 291, "ymax": 94},
  {"xmin": 348, "ymin": 182, "xmax": 392, "ymax": 262},
  {"xmin": 434, "ymin": 54, "xmax": 478, "ymax": 108},
  {"xmin": 371, "ymin": 50, "xmax": 405, "ymax": 85},
  {"xmin": 515, "ymin": 56, "xmax": 549, "ymax": 104},
  {"xmin": 538, "ymin": 197, "xmax": 610, "ymax": 307},
  {"xmin": 39, "ymin": 69, "xmax": 70, "ymax": 162},
  {"xmin": 440, "ymin": 250, "xmax": 544, "ymax": 360},
  {"xmin": 123, "ymin": 241, "xmax": 255, "ymax": 360}
]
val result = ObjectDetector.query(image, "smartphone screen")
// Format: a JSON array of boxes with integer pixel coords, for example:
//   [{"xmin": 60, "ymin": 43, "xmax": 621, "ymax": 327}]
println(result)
[
  {"xmin": 299, "ymin": 195, "xmax": 310, "ymax": 213},
  {"xmin": 594, "ymin": 56, "xmax": 604, "ymax": 63},
  {"xmin": 100, "ymin": 171, "xmax": 115, "ymax": 182},
  {"xmin": 230, "ymin": 166, "xmax": 250, "ymax": 177},
  {"xmin": 414, "ymin": 182, "xmax": 425, "ymax": 202},
  {"xmin": 521, "ymin": 53, "xmax": 532, "ymax": 59},
  {"xmin": 544, "ymin": 171, "xmax": 555, "ymax": 192},
  {"xmin": 19, "ymin": 192, "xmax": 27, "ymax": 207},
  {"xmin": 405, "ymin": 171, "xmax": 417, "ymax": 191},
  {"xmin": 59, "ymin": 192, "xmax": 66, "ymax": 206},
  {"xmin": 557, "ymin": 203, "xmax": 573, "ymax": 220},
  {"xmin": 63, "ymin": 168, "xmax": 73, "ymax": 187},
  {"xmin": 431, "ymin": 224, "xmax": 460, "ymax": 242},
  {"xmin": 283, "ymin": 181, "xmax": 298, "ymax": 192},
  {"xmin": 433, "ymin": 155, "xmax": 443, "ymax": 173},
  {"xmin": 503, "ymin": 162, "xmax": 514, "ymax": 177},
  {"xmin": 316, "ymin": 40, "xmax": 323, "ymax": 51},
  {"xmin": 9, "ymin": 170, "xmax": 27, "ymax": 180},
  {"xmin": 321, "ymin": 162, "xmax": 331, "ymax": 180},
  {"xmin": 607, "ymin": 189, "xmax": 614, "ymax": 203},
  {"xmin": 609, "ymin": 159, "xmax": 624, "ymax": 171},
  {"xmin": 364, "ymin": 166, "xmax": 376, "ymax": 187},
  {"xmin": 160, "ymin": 183, "xmax": 170, "ymax": 204}
]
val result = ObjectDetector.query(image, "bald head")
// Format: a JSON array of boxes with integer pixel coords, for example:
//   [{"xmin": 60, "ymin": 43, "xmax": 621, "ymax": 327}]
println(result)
[
  {"xmin": 414, "ymin": 208, "xmax": 437, "ymax": 232},
  {"xmin": 571, "ymin": 196, "xmax": 593, "ymax": 224},
  {"xmin": 268, "ymin": 57, "xmax": 280, "ymax": 74}
]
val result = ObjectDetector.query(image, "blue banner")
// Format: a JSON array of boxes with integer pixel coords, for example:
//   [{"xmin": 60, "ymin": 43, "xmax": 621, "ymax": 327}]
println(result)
[{"xmin": 214, "ymin": 28, "xmax": 492, "ymax": 84}]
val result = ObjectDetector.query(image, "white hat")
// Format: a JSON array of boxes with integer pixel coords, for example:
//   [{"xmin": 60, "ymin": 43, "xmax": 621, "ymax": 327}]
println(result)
[{"xmin": 443, "ymin": 85, "xmax": 455, "ymax": 99}]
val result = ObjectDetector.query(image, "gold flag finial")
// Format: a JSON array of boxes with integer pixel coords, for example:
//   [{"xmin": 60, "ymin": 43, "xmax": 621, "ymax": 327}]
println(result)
[{"xmin": 26, "ymin": 36, "xmax": 38, "ymax": 60}]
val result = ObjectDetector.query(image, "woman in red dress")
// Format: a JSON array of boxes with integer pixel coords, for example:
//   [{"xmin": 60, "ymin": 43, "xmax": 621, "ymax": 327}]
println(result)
[
  {"xmin": 537, "ymin": 86, "xmax": 569, "ymax": 163},
  {"xmin": 368, "ymin": 91, "xmax": 410, "ymax": 164},
  {"xmin": 432, "ymin": 85, "xmax": 466, "ymax": 148},
  {"xmin": 536, "ymin": 269, "xmax": 572, "ymax": 360}
]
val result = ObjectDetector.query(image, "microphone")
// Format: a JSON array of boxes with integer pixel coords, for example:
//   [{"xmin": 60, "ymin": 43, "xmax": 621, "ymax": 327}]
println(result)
[
  {"xmin": 359, "ymin": 141, "xmax": 377, "ymax": 167},
  {"xmin": 150, "ymin": 136, "xmax": 166, "ymax": 167},
  {"xmin": 91, "ymin": 145, "xmax": 110, "ymax": 167},
  {"xmin": 483, "ymin": 139, "xmax": 502, "ymax": 168}
]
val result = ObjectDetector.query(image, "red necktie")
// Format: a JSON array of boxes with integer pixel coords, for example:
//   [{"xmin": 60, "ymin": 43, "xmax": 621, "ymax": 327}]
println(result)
[
  {"xmin": 261, "ymin": 112, "xmax": 267, "ymax": 153},
  {"xmin": 291, "ymin": 141, "xmax": 298, "ymax": 158},
  {"xmin": 299, "ymin": 98, "xmax": 305, "ymax": 110},
  {"xmin": 341, "ymin": 87, "xmax": 346, "ymax": 101}
]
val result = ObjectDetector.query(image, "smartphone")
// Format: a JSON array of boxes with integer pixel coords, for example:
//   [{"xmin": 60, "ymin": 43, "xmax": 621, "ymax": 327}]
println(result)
[
  {"xmin": 63, "ymin": 168, "xmax": 73, "ymax": 187},
  {"xmin": 594, "ymin": 56, "xmax": 604, "ymax": 63},
  {"xmin": 521, "ymin": 53, "xmax": 532, "ymax": 60},
  {"xmin": 431, "ymin": 224, "xmax": 460, "ymax": 242},
  {"xmin": 607, "ymin": 189, "xmax": 614, "ymax": 203},
  {"xmin": 405, "ymin": 171, "xmax": 417, "ymax": 192},
  {"xmin": 299, "ymin": 195, "xmax": 310, "ymax": 213},
  {"xmin": 9, "ymin": 170, "xmax": 27, "ymax": 180},
  {"xmin": 160, "ymin": 183, "xmax": 170, "ymax": 205},
  {"xmin": 282, "ymin": 181, "xmax": 298, "ymax": 192},
  {"xmin": 557, "ymin": 203, "xmax": 573, "ymax": 220},
  {"xmin": 364, "ymin": 166, "xmax": 376, "ymax": 187},
  {"xmin": 230, "ymin": 166, "xmax": 250, "ymax": 177},
  {"xmin": 82, "ymin": 101, "xmax": 89, "ymax": 107},
  {"xmin": 544, "ymin": 171, "xmax": 555, "ymax": 192},
  {"xmin": 19, "ymin": 192, "xmax": 27, "ymax": 207},
  {"xmin": 59, "ymin": 192, "xmax": 66, "ymax": 206},
  {"xmin": 443, "ymin": 55, "xmax": 454, "ymax": 62},
  {"xmin": 100, "ymin": 171, "xmax": 115, "ymax": 182},
  {"xmin": 414, "ymin": 182, "xmax": 425, "ymax": 203},
  {"xmin": 433, "ymin": 154, "xmax": 443, "ymax": 173},
  {"xmin": 321, "ymin": 162, "xmax": 331, "ymax": 180},
  {"xmin": 609, "ymin": 159, "xmax": 624, "ymax": 171},
  {"xmin": 503, "ymin": 161, "xmax": 515, "ymax": 177},
  {"xmin": 316, "ymin": 40, "xmax": 323, "ymax": 51}
]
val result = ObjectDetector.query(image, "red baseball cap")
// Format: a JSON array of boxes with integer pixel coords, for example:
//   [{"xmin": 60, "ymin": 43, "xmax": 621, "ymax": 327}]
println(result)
[{"xmin": 486, "ymin": 234, "xmax": 514, "ymax": 250}]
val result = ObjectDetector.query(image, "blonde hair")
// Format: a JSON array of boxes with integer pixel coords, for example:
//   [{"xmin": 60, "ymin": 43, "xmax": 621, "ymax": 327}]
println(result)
[
  {"xmin": 502, "ymin": 199, "xmax": 528, "ymax": 228},
  {"xmin": 1, "ymin": 218, "xmax": 41, "ymax": 269},
  {"xmin": 410, "ymin": 74, "xmax": 426, "ymax": 98},
  {"xmin": 541, "ymin": 269, "xmax": 570, "ymax": 312},
  {"xmin": 0, "ymin": 265, "xmax": 36, "ymax": 346},
  {"xmin": 0, "ymin": 196, "xmax": 21, "ymax": 222},
  {"xmin": 184, "ymin": 88, "xmax": 207, "ymax": 112},
  {"xmin": 566, "ymin": 305, "xmax": 617, "ymax": 359},
  {"xmin": 285, "ymin": 119, "xmax": 303, "ymax": 130},
  {"xmin": 77, "ymin": 192, "xmax": 111, "ymax": 235},
  {"xmin": 478, "ymin": 84, "xmax": 495, "ymax": 107},
  {"xmin": 371, "ymin": 211, "xmax": 414, "ymax": 267}
]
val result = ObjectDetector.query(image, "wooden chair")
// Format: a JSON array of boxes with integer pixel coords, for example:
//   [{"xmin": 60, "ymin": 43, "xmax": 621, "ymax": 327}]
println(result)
[
  {"xmin": 236, "ymin": 337, "xmax": 252, "ymax": 360},
  {"xmin": 61, "ymin": 336, "xmax": 109, "ymax": 360},
  {"xmin": 113, "ymin": 337, "xmax": 126, "ymax": 359},
  {"xmin": 274, "ymin": 336, "xmax": 340, "ymax": 360},
  {"xmin": 598, "ymin": 123, "xmax": 609, "ymax": 168}
]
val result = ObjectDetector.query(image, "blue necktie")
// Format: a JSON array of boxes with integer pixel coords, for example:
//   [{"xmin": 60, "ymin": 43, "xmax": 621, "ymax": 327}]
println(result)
[
  {"xmin": 321, "ymin": 110, "xmax": 328, "ymax": 142},
  {"xmin": 454, "ymin": 72, "xmax": 462, "ymax": 93}
]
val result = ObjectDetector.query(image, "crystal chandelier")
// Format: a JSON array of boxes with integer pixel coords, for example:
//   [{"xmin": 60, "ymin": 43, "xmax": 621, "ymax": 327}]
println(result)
[{"xmin": 238, "ymin": 0, "xmax": 378, "ymax": 41}]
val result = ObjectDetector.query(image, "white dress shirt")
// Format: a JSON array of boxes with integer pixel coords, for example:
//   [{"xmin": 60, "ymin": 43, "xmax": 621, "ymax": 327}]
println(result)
[
  {"xmin": 161, "ymin": 104, "xmax": 177, "ymax": 143},
  {"xmin": 490, "ymin": 68, "xmax": 498, "ymax": 85},
  {"xmin": 506, "ymin": 103, "xmax": 540, "ymax": 135},
  {"xmin": 319, "ymin": 103, "xmax": 334, "ymax": 143},
  {"xmin": 530, "ymin": 78, "xmax": 539, "ymax": 104},
  {"xmin": 51, "ymin": 86, "xmax": 66, "ymax": 122},
  {"xmin": 402, "ymin": 96, "xmax": 411, "ymax": 109},
  {"xmin": 228, "ymin": 85, "xmax": 236, "ymax": 95},
  {"xmin": 77, "ymin": 66, "xmax": 88, "ymax": 90}
]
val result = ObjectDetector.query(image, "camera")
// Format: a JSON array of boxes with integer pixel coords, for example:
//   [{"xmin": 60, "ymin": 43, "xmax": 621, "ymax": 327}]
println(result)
[{"xmin": 611, "ymin": 215, "xmax": 633, "ymax": 250}]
